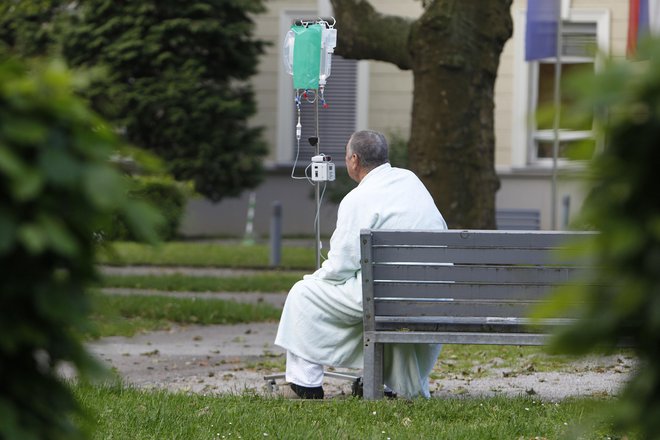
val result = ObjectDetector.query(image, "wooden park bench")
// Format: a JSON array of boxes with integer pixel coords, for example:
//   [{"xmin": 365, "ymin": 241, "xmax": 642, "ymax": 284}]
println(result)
[{"xmin": 359, "ymin": 228, "xmax": 594, "ymax": 400}]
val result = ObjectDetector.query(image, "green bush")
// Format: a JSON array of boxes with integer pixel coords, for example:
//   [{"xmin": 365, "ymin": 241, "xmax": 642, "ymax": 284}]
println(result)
[
  {"xmin": 1, "ymin": 0, "xmax": 269, "ymax": 203},
  {"xmin": 106, "ymin": 175, "xmax": 190, "ymax": 241},
  {"xmin": 61, "ymin": 0, "xmax": 268, "ymax": 202},
  {"xmin": 545, "ymin": 37, "xmax": 660, "ymax": 438},
  {"xmin": 0, "ymin": 54, "xmax": 160, "ymax": 440}
]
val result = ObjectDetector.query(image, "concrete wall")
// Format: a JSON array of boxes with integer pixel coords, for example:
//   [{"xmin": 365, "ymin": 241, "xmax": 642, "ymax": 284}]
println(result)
[
  {"xmin": 496, "ymin": 170, "xmax": 589, "ymax": 230},
  {"xmin": 179, "ymin": 170, "xmax": 340, "ymax": 238},
  {"xmin": 178, "ymin": 169, "xmax": 588, "ymax": 238}
]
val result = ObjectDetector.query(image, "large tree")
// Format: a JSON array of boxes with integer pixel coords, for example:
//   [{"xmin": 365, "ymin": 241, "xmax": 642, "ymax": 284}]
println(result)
[
  {"xmin": 0, "ymin": 0, "xmax": 64, "ymax": 56},
  {"xmin": 331, "ymin": 0, "xmax": 512, "ymax": 228},
  {"xmin": 61, "ymin": 0, "xmax": 268, "ymax": 202}
]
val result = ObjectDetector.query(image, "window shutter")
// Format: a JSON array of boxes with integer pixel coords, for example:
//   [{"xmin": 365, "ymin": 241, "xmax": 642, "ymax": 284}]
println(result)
[
  {"xmin": 294, "ymin": 55, "xmax": 357, "ymax": 164},
  {"xmin": 561, "ymin": 22, "xmax": 597, "ymax": 57}
]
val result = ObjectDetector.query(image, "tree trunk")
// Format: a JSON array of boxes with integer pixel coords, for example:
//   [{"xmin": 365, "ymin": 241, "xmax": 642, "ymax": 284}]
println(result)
[
  {"xmin": 331, "ymin": 0, "xmax": 512, "ymax": 228},
  {"xmin": 409, "ymin": 0, "xmax": 512, "ymax": 228}
]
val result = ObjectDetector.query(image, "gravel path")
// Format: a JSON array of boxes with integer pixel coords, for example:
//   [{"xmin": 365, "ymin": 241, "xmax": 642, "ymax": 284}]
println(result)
[{"xmin": 85, "ymin": 322, "xmax": 634, "ymax": 400}]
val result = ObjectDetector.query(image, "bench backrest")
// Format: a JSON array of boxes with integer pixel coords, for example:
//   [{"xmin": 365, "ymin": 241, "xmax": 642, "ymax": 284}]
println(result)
[{"xmin": 359, "ymin": 229, "xmax": 595, "ymax": 338}]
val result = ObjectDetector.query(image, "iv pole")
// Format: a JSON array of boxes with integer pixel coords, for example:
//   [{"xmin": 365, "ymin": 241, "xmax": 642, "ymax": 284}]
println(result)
[
  {"xmin": 314, "ymin": 93, "xmax": 321, "ymax": 269},
  {"xmin": 286, "ymin": 17, "xmax": 335, "ymax": 269}
]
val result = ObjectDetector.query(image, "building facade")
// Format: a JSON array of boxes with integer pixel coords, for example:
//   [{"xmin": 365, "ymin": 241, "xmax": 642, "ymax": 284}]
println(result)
[{"xmin": 180, "ymin": 0, "xmax": 627, "ymax": 238}]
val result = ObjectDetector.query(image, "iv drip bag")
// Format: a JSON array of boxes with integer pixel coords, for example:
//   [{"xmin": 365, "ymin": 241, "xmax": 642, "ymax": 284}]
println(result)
[
  {"xmin": 320, "ymin": 28, "xmax": 337, "ymax": 86},
  {"xmin": 288, "ymin": 24, "xmax": 322, "ymax": 90},
  {"xmin": 283, "ymin": 29, "xmax": 295, "ymax": 75}
]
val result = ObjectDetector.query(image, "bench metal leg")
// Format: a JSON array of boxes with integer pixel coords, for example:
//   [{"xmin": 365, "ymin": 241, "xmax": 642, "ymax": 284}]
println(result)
[
  {"xmin": 363, "ymin": 338, "xmax": 384, "ymax": 400},
  {"xmin": 263, "ymin": 373, "xmax": 285, "ymax": 392}
]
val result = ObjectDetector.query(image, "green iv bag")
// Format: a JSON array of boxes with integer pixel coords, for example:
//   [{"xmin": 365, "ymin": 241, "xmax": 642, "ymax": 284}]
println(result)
[{"xmin": 291, "ymin": 24, "xmax": 322, "ymax": 90}]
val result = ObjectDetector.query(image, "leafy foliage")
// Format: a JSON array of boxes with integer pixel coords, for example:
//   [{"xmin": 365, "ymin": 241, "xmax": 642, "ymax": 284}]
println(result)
[
  {"xmin": 0, "ymin": 0, "xmax": 268, "ymax": 202},
  {"xmin": 106, "ymin": 175, "xmax": 191, "ymax": 241},
  {"xmin": 0, "ymin": 0, "xmax": 65, "ymax": 56},
  {"xmin": 547, "ymin": 38, "xmax": 660, "ymax": 437},
  {"xmin": 60, "ymin": 0, "xmax": 268, "ymax": 201},
  {"xmin": 0, "ymin": 54, "xmax": 160, "ymax": 440}
]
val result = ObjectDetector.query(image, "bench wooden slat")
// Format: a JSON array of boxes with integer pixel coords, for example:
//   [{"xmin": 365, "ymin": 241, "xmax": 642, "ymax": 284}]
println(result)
[
  {"xmin": 374, "ymin": 316, "xmax": 572, "ymax": 334},
  {"xmin": 374, "ymin": 323, "xmax": 542, "ymax": 334},
  {"xmin": 372, "ymin": 246, "xmax": 564, "ymax": 265},
  {"xmin": 368, "ymin": 331, "xmax": 550, "ymax": 345},
  {"xmin": 373, "ymin": 282, "xmax": 566, "ymax": 301},
  {"xmin": 373, "ymin": 299, "xmax": 560, "ymax": 318},
  {"xmin": 374, "ymin": 316, "xmax": 572, "ymax": 326},
  {"xmin": 368, "ymin": 229, "xmax": 593, "ymax": 248},
  {"xmin": 372, "ymin": 264, "xmax": 586, "ymax": 284}
]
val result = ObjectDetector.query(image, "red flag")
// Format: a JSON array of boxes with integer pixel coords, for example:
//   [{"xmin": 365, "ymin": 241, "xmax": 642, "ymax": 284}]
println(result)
[{"xmin": 628, "ymin": 0, "xmax": 643, "ymax": 57}]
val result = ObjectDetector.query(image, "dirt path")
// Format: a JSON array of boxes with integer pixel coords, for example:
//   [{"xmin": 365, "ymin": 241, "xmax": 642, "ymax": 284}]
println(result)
[{"xmin": 86, "ymin": 322, "xmax": 634, "ymax": 400}]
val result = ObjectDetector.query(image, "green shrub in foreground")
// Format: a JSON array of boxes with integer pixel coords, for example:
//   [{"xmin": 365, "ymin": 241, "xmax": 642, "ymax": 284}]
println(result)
[
  {"xmin": 545, "ymin": 37, "xmax": 660, "ymax": 438},
  {"xmin": 0, "ymin": 55, "xmax": 160, "ymax": 440}
]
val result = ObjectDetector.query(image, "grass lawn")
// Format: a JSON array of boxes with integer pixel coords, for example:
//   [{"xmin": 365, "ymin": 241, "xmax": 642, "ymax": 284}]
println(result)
[
  {"xmin": 73, "ymin": 383, "xmax": 629, "ymax": 439},
  {"xmin": 100, "ymin": 272, "xmax": 304, "ymax": 292},
  {"xmin": 85, "ymin": 293, "xmax": 281, "ymax": 339},
  {"xmin": 82, "ymin": 240, "xmax": 636, "ymax": 439},
  {"xmin": 98, "ymin": 241, "xmax": 316, "ymax": 270}
]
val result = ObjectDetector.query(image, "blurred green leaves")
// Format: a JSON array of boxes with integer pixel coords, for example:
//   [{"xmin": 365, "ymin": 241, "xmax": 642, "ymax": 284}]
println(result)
[
  {"xmin": 543, "ymin": 36, "xmax": 660, "ymax": 438},
  {"xmin": 0, "ymin": 54, "xmax": 161, "ymax": 440}
]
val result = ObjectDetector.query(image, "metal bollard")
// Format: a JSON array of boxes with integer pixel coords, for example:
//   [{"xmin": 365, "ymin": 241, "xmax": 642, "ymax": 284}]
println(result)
[
  {"xmin": 242, "ymin": 192, "xmax": 257, "ymax": 245},
  {"xmin": 270, "ymin": 201, "xmax": 282, "ymax": 267},
  {"xmin": 562, "ymin": 195, "xmax": 571, "ymax": 230}
]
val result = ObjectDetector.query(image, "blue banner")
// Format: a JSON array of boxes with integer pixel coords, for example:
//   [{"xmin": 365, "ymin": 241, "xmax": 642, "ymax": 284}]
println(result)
[{"xmin": 525, "ymin": 0, "xmax": 561, "ymax": 61}]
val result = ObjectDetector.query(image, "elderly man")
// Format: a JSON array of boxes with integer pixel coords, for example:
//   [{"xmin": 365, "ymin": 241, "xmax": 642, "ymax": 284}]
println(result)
[{"xmin": 275, "ymin": 130, "xmax": 447, "ymax": 399}]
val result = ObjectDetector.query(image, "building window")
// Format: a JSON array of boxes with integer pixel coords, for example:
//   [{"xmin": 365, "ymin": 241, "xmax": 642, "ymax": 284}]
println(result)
[
  {"xmin": 511, "ymin": 9, "xmax": 609, "ymax": 169},
  {"xmin": 528, "ymin": 21, "xmax": 598, "ymax": 165}
]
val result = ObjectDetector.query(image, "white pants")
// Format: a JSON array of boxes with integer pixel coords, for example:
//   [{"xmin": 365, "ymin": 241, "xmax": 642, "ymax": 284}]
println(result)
[{"xmin": 285, "ymin": 351, "xmax": 324, "ymax": 387}]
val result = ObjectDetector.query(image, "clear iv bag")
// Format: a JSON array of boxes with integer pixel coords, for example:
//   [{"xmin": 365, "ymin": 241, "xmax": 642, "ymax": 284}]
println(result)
[
  {"xmin": 319, "ymin": 28, "xmax": 337, "ymax": 86},
  {"xmin": 283, "ymin": 29, "xmax": 295, "ymax": 75},
  {"xmin": 282, "ymin": 23, "xmax": 334, "ymax": 88}
]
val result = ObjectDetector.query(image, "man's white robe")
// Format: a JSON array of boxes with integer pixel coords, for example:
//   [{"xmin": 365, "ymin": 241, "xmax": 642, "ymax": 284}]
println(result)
[{"xmin": 275, "ymin": 163, "xmax": 447, "ymax": 398}]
